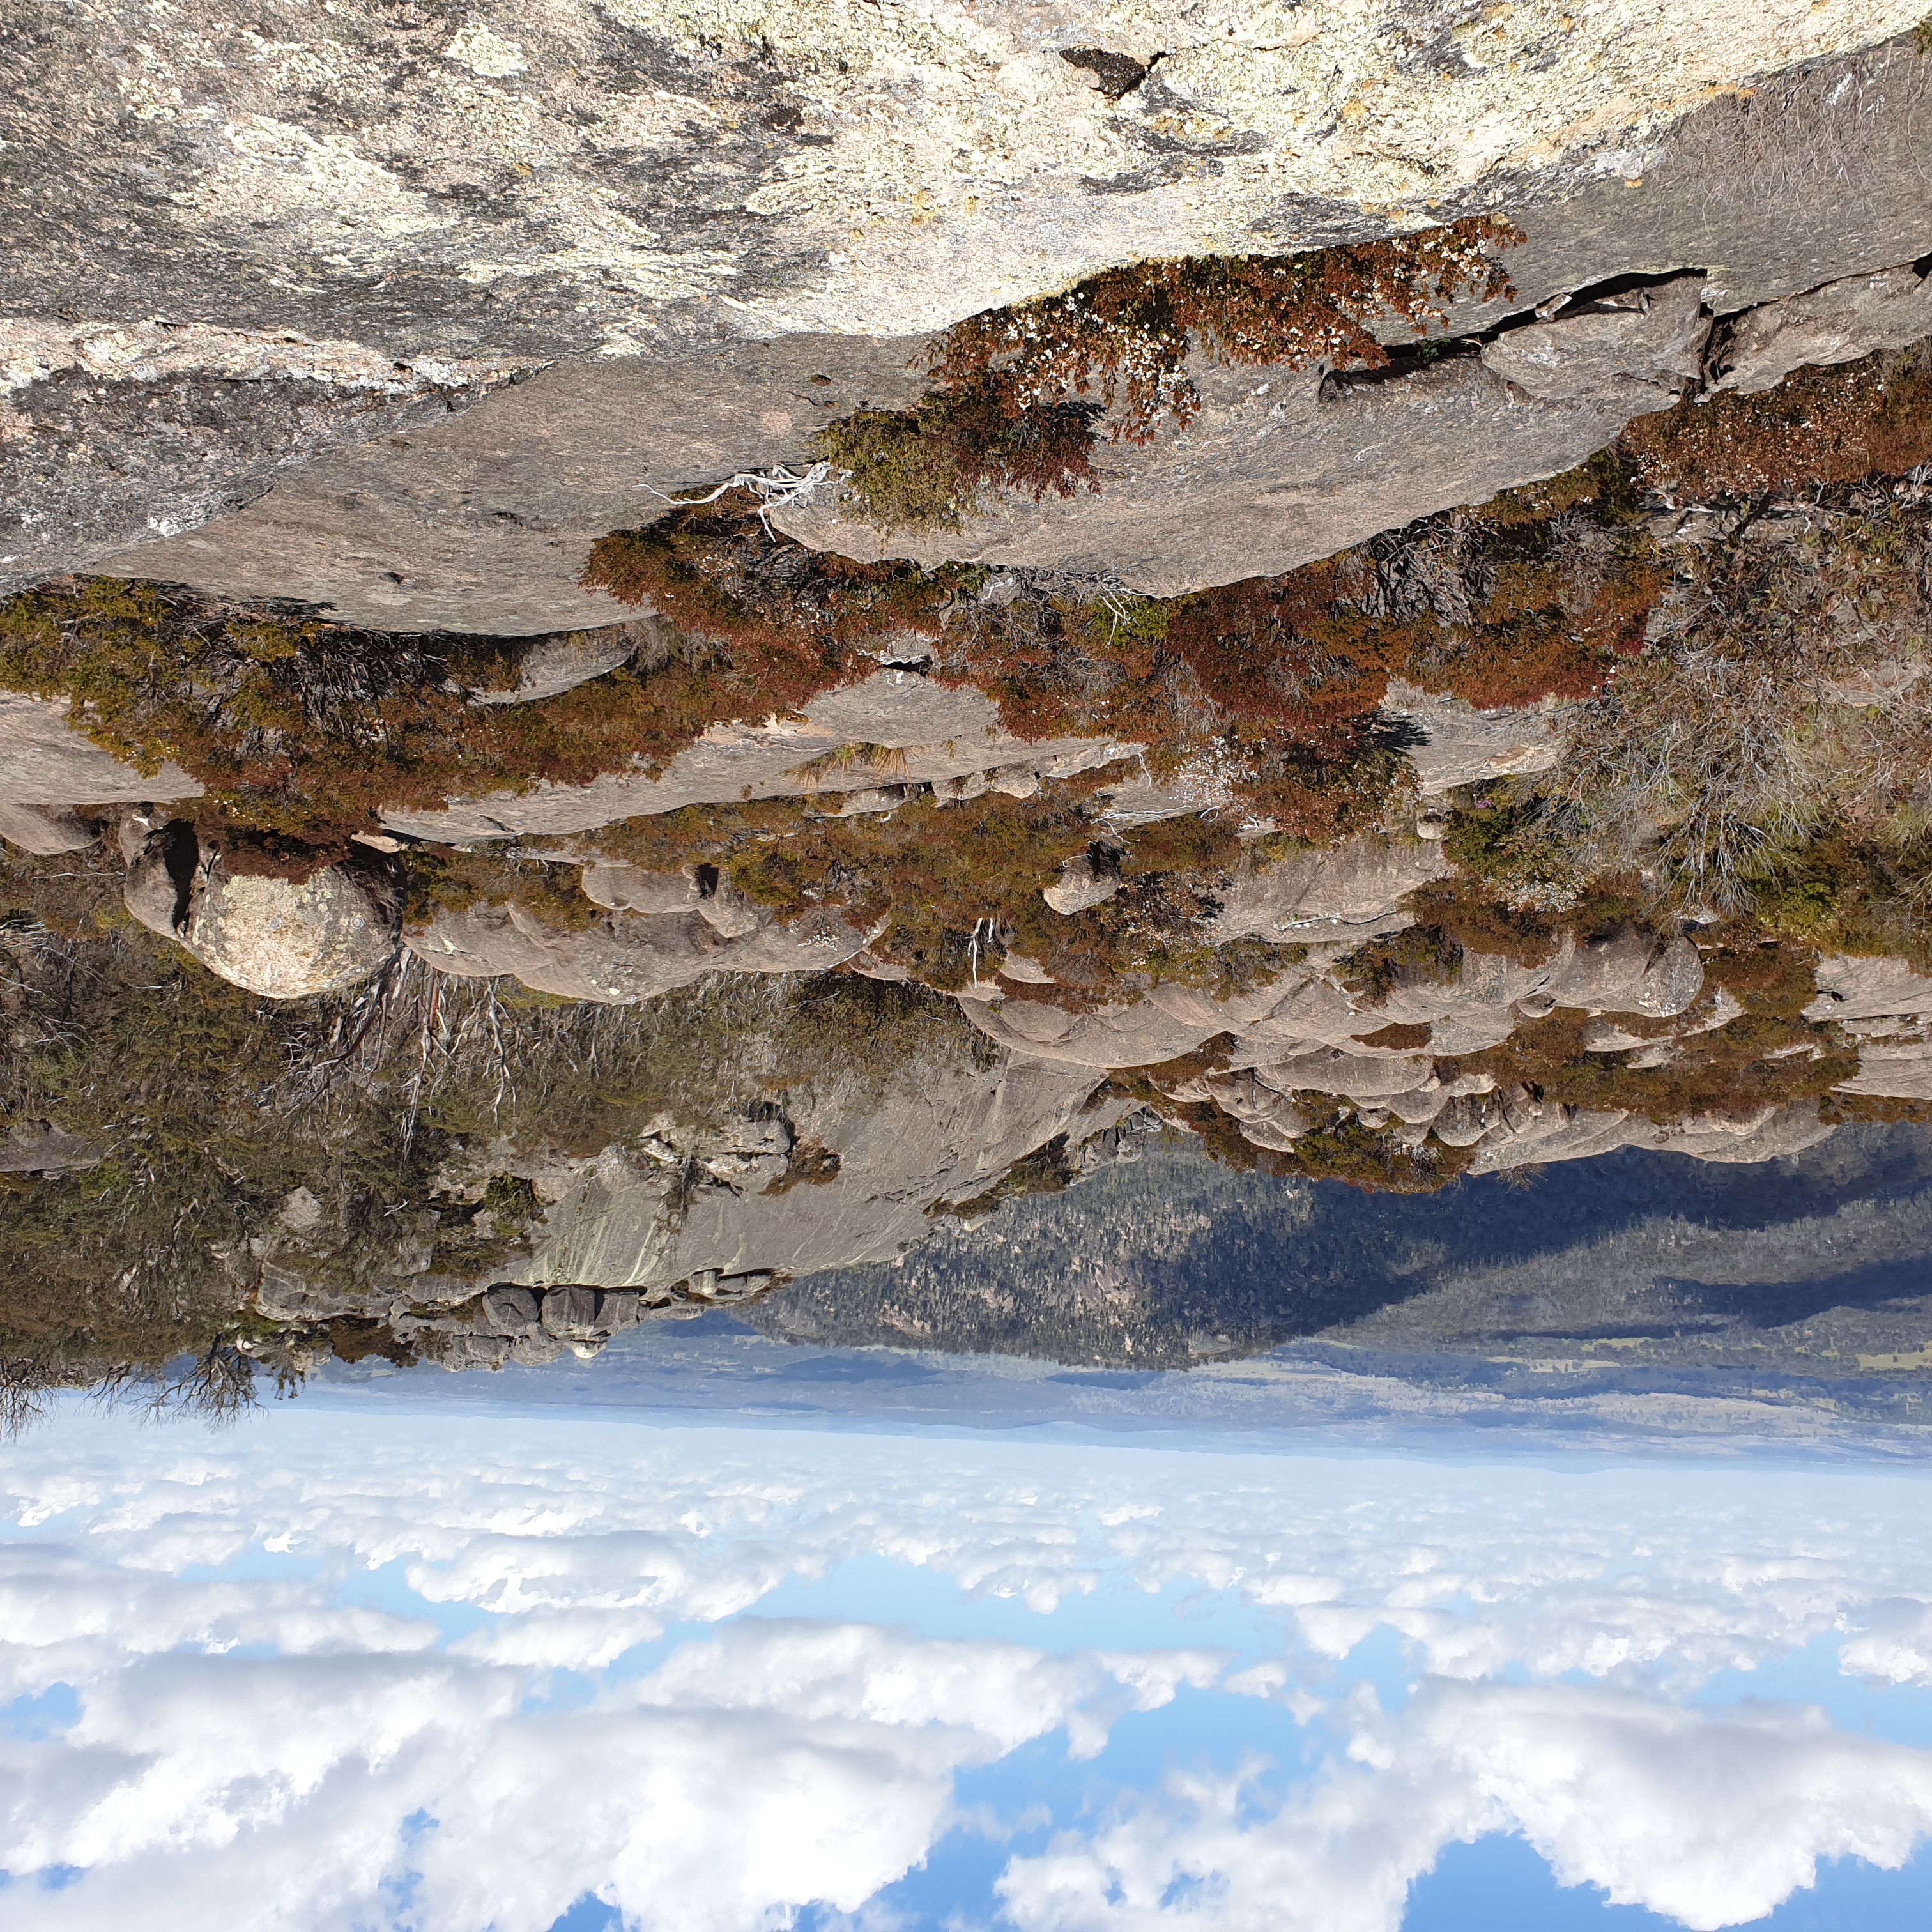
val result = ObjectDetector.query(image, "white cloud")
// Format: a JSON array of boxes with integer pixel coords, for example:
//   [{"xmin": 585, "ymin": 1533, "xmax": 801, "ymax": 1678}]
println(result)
[
  {"xmin": 0, "ymin": 1627, "xmax": 1103, "ymax": 1932},
  {"xmin": 997, "ymin": 1679, "xmax": 1932, "ymax": 1932},
  {"xmin": 4, "ymin": 1407, "xmax": 1932, "ymax": 1929}
]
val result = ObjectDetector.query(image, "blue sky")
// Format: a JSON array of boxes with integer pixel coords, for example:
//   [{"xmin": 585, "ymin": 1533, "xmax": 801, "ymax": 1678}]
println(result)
[{"xmin": 6, "ymin": 1391, "xmax": 1932, "ymax": 1931}]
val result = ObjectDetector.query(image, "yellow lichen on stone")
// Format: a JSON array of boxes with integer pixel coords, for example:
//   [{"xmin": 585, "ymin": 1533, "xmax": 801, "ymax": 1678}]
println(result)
[{"xmin": 26, "ymin": 0, "xmax": 1932, "ymax": 346}]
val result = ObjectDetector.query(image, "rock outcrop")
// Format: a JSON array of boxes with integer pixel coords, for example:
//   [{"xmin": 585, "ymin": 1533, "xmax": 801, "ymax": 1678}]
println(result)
[
  {"xmin": 405, "ymin": 895, "xmax": 868, "ymax": 1006},
  {"xmin": 0, "ymin": 802, "xmax": 103, "ymax": 856},
  {"xmin": 123, "ymin": 826, "xmax": 402, "ymax": 998},
  {"xmin": 380, "ymin": 670, "xmax": 1135, "ymax": 842},
  {"xmin": 1715, "ymin": 263, "xmax": 1932, "ymax": 395},
  {"xmin": 5, "ymin": 15, "xmax": 1928, "ymax": 624},
  {"xmin": 1476, "ymin": 275, "xmax": 1711, "ymax": 408},
  {"xmin": 0, "ymin": 691, "xmax": 202, "ymax": 809},
  {"xmin": 243, "ymin": 1015, "xmax": 1133, "ymax": 1366},
  {"xmin": 1212, "ymin": 834, "xmax": 1450, "ymax": 944},
  {"xmin": 1379, "ymin": 682, "xmax": 1563, "ymax": 799}
]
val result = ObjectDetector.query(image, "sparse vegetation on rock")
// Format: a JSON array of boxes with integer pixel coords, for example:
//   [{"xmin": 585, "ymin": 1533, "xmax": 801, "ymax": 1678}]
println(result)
[{"xmin": 820, "ymin": 218, "xmax": 1522, "ymax": 532}]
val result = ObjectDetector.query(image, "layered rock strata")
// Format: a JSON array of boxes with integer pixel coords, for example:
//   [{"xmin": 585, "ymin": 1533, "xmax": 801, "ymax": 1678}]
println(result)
[{"xmin": 5, "ymin": 22, "xmax": 1929, "ymax": 623}]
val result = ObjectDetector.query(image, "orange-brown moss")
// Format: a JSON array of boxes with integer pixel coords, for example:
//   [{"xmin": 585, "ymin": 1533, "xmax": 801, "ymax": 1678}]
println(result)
[
  {"xmin": 930, "ymin": 218, "xmax": 1521, "ymax": 447},
  {"xmin": 0, "ymin": 574, "xmax": 871, "ymax": 862},
  {"xmin": 1623, "ymin": 341, "xmax": 1932, "ymax": 499},
  {"xmin": 726, "ymin": 781, "xmax": 1275, "ymax": 1001}
]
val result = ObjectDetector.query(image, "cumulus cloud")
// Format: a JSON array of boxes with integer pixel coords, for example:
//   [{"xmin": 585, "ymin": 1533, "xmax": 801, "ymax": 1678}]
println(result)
[
  {"xmin": 997, "ymin": 1679, "xmax": 1932, "ymax": 1932},
  {"xmin": 4, "ymin": 1407, "xmax": 1932, "ymax": 1929},
  {"xmin": 0, "ymin": 1623, "xmax": 1144, "ymax": 1932}
]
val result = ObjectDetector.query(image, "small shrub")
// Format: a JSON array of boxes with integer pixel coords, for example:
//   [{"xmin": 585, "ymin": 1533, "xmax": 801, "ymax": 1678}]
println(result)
[
  {"xmin": 405, "ymin": 848, "xmax": 607, "ymax": 932},
  {"xmin": 822, "ymin": 220, "xmax": 1521, "ymax": 530},
  {"xmin": 930, "ymin": 218, "xmax": 1522, "ymax": 446},
  {"xmin": 1623, "ymin": 340, "xmax": 1932, "ymax": 498},
  {"xmin": 814, "ymin": 383, "xmax": 1100, "ymax": 533}
]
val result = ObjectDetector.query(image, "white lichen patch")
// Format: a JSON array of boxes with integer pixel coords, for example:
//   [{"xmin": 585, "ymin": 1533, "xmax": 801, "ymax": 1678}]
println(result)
[
  {"xmin": 194, "ymin": 116, "xmax": 448, "ymax": 246},
  {"xmin": 0, "ymin": 318, "xmax": 526, "ymax": 395},
  {"xmin": 558, "ymin": 0, "xmax": 1932, "ymax": 333},
  {"xmin": 445, "ymin": 24, "xmax": 529, "ymax": 78},
  {"xmin": 459, "ymin": 182, "xmax": 739, "ymax": 302}
]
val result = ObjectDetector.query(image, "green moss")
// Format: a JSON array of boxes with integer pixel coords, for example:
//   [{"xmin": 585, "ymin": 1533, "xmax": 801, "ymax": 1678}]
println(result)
[{"xmin": 406, "ymin": 848, "xmax": 607, "ymax": 933}]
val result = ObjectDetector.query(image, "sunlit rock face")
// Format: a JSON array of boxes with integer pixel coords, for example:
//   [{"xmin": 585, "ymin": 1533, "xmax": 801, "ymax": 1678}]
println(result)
[
  {"xmin": 241, "ymin": 987, "xmax": 1130, "ymax": 1366},
  {"xmin": 122, "ymin": 827, "xmax": 402, "ymax": 999},
  {"xmin": 4, "ymin": 6, "xmax": 1929, "ymax": 622}
]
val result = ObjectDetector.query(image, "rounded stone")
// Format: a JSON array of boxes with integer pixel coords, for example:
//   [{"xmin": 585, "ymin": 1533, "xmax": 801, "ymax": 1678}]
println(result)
[{"xmin": 183, "ymin": 861, "xmax": 402, "ymax": 999}]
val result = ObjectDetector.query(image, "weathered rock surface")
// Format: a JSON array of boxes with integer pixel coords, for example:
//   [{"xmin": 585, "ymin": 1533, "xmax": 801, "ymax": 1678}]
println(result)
[
  {"xmin": 8, "ymin": 19, "xmax": 1928, "ymax": 624},
  {"xmin": 1379, "ymin": 681, "xmax": 1563, "ymax": 798},
  {"xmin": 379, "ymin": 670, "xmax": 1135, "ymax": 842},
  {"xmin": 1805, "ymin": 954, "xmax": 1932, "ymax": 1023},
  {"xmin": 0, "ymin": 1125, "xmax": 104, "ymax": 1175},
  {"xmin": 246, "ymin": 1008, "xmax": 1130, "ymax": 1351},
  {"xmin": 1715, "ymin": 263, "xmax": 1932, "ymax": 395},
  {"xmin": 778, "ymin": 351, "xmax": 1669, "ymax": 597},
  {"xmin": 1834, "ymin": 1040, "xmax": 1932, "ymax": 1103},
  {"xmin": 1540, "ymin": 929, "xmax": 1704, "ymax": 1020},
  {"xmin": 966, "ymin": 916, "xmax": 1708, "ymax": 1074},
  {"xmin": 1213, "ymin": 835, "xmax": 1449, "ymax": 944},
  {"xmin": 1476, "ymin": 275, "xmax": 1710, "ymax": 406},
  {"xmin": 798, "ymin": 286, "xmax": 1738, "ymax": 601},
  {"xmin": 1463, "ymin": 1100, "xmax": 1838, "ymax": 1177},
  {"xmin": 468, "ymin": 624, "xmax": 645, "ymax": 704},
  {"xmin": 0, "ymin": 691, "xmax": 202, "ymax": 807},
  {"xmin": 89, "ymin": 336, "xmax": 928, "ymax": 632},
  {"xmin": 958, "ymin": 919, "xmax": 1730, "ymax": 1173},
  {"xmin": 405, "ymin": 896, "xmax": 868, "ymax": 1005},
  {"xmin": 0, "ymin": 321, "xmax": 525, "ymax": 594},
  {"xmin": 123, "ymin": 827, "xmax": 402, "ymax": 997},
  {"xmin": 0, "ymin": 801, "xmax": 103, "ymax": 855},
  {"xmin": 1043, "ymin": 850, "xmax": 1119, "ymax": 916}
]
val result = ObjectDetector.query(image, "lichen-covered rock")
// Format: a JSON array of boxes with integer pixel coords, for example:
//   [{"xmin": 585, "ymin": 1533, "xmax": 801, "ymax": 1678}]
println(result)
[
  {"xmin": 123, "ymin": 827, "xmax": 402, "ymax": 997},
  {"xmin": 8, "ymin": 7, "xmax": 1929, "ymax": 621},
  {"xmin": 188, "ymin": 864, "xmax": 402, "ymax": 1000}
]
